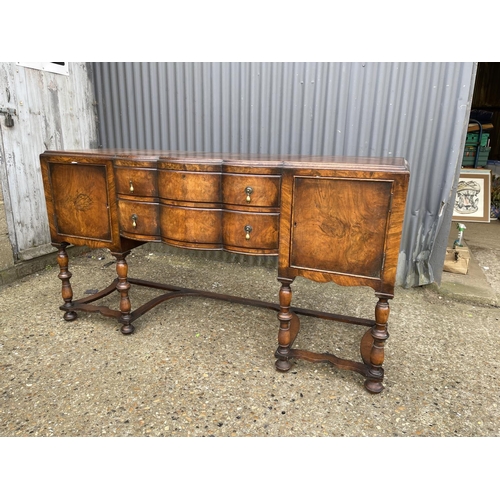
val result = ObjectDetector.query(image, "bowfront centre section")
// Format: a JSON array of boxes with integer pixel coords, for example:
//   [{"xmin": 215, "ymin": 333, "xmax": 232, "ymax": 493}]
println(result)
[{"xmin": 40, "ymin": 150, "xmax": 410, "ymax": 393}]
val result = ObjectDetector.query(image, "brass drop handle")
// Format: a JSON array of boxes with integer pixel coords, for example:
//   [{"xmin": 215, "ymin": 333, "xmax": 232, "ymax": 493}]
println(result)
[
  {"xmin": 131, "ymin": 214, "xmax": 138, "ymax": 228},
  {"xmin": 245, "ymin": 186, "xmax": 253, "ymax": 203},
  {"xmin": 244, "ymin": 225, "xmax": 252, "ymax": 240},
  {"xmin": 129, "ymin": 180, "xmax": 134, "ymax": 193}
]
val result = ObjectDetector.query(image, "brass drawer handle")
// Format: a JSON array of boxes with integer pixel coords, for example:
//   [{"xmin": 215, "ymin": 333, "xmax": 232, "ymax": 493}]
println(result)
[
  {"xmin": 245, "ymin": 186, "xmax": 253, "ymax": 203},
  {"xmin": 244, "ymin": 225, "xmax": 252, "ymax": 240},
  {"xmin": 131, "ymin": 214, "xmax": 138, "ymax": 228},
  {"xmin": 129, "ymin": 180, "xmax": 134, "ymax": 193}
]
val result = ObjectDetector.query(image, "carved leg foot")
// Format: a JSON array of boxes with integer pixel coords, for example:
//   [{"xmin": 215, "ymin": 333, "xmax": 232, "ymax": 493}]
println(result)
[
  {"xmin": 120, "ymin": 324, "xmax": 135, "ymax": 335},
  {"xmin": 275, "ymin": 278, "xmax": 294, "ymax": 372},
  {"xmin": 55, "ymin": 243, "xmax": 78, "ymax": 321},
  {"xmin": 112, "ymin": 251, "xmax": 135, "ymax": 335},
  {"xmin": 365, "ymin": 375, "xmax": 385, "ymax": 394},
  {"xmin": 364, "ymin": 294, "xmax": 391, "ymax": 393},
  {"xmin": 63, "ymin": 310, "xmax": 78, "ymax": 322}
]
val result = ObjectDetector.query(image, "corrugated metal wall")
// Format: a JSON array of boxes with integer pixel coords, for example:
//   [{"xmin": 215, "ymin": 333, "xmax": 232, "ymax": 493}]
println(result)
[{"xmin": 92, "ymin": 62, "xmax": 477, "ymax": 287}]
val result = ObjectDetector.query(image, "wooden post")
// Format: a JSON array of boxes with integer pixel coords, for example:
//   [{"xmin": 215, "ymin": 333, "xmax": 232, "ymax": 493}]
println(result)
[
  {"xmin": 275, "ymin": 277, "xmax": 294, "ymax": 372},
  {"xmin": 364, "ymin": 295, "xmax": 391, "ymax": 393},
  {"xmin": 55, "ymin": 243, "xmax": 78, "ymax": 321},
  {"xmin": 112, "ymin": 251, "xmax": 134, "ymax": 334}
]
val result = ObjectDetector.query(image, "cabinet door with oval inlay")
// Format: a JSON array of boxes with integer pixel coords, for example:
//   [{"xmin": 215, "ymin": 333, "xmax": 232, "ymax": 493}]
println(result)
[{"xmin": 40, "ymin": 154, "xmax": 120, "ymax": 250}]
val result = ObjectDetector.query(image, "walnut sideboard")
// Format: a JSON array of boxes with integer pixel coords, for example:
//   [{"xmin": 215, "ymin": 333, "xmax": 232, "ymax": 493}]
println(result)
[{"xmin": 40, "ymin": 150, "xmax": 410, "ymax": 393}]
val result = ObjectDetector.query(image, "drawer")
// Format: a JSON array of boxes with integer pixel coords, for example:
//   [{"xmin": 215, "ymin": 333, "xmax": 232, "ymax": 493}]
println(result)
[
  {"xmin": 115, "ymin": 167, "xmax": 158, "ymax": 198},
  {"xmin": 222, "ymin": 174, "xmax": 280, "ymax": 209},
  {"xmin": 158, "ymin": 169, "xmax": 221, "ymax": 205},
  {"xmin": 222, "ymin": 211, "xmax": 279, "ymax": 254},
  {"xmin": 160, "ymin": 204, "xmax": 222, "ymax": 249},
  {"xmin": 118, "ymin": 199, "xmax": 160, "ymax": 240}
]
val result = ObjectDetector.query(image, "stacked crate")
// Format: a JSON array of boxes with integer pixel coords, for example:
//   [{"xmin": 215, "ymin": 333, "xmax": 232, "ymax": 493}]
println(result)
[{"xmin": 462, "ymin": 131, "xmax": 491, "ymax": 167}]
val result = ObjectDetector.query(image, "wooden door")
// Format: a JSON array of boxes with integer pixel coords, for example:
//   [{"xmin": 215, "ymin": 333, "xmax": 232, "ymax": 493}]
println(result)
[
  {"xmin": 290, "ymin": 176, "xmax": 393, "ymax": 278},
  {"xmin": 278, "ymin": 163, "xmax": 410, "ymax": 294},
  {"xmin": 40, "ymin": 154, "xmax": 121, "ymax": 251},
  {"xmin": 0, "ymin": 62, "xmax": 98, "ymax": 263}
]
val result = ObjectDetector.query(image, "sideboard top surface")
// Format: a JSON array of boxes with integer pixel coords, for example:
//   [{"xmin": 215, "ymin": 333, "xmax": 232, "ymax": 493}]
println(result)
[{"xmin": 42, "ymin": 149, "xmax": 409, "ymax": 172}]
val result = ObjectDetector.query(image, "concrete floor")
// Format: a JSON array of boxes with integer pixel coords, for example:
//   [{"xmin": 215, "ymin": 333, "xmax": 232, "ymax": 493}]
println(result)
[
  {"xmin": 0, "ymin": 220, "xmax": 499, "ymax": 439},
  {"xmin": 438, "ymin": 219, "xmax": 500, "ymax": 305}
]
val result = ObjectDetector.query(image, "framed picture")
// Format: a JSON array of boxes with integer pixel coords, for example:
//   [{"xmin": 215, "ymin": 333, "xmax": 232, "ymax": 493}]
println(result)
[{"xmin": 452, "ymin": 169, "xmax": 491, "ymax": 223}]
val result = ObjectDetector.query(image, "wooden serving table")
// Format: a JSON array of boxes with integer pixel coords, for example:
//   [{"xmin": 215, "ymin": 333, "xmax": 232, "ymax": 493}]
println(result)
[{"xmin": 40, "ymin": 150, "xmax": 409, "ymax": 393}]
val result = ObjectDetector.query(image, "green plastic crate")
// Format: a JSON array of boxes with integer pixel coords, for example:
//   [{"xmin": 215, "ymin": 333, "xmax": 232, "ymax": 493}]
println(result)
[
  {"xmin": 462, "ymin": 145, "xmax": 491, "ymax": 166},
  {"xmin": 466, "ymin": 132, "xmax": 489, "ymax": 147}
]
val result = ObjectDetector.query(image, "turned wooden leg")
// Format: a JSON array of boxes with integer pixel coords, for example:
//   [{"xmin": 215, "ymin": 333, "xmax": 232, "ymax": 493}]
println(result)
[
  {"xmin": 275, "ymin": 278, "xmax": 294, "ymax": 372},
  {"xmin": 112, "ymin": 251, "xmax": 134, "ymax": 335},
  {"xmin": 55, "ymin": 243, "xmax": 78, "ymax": 321},
  {"xmin": 364, "ymin": 295, "xmax": 391, "ymax": 393}
]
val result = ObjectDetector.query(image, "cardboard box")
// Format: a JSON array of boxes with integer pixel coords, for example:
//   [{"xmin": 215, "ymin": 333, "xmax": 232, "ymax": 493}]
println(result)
[{"xmin": 443, "ymin": 245, "xmax": 471, "ymax": 275}]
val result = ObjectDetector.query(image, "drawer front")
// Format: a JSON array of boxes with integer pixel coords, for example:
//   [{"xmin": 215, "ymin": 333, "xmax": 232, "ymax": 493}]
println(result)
[
  {"xmin": 160, "ymin": 204, "xmax": 222, "ymax": 249},
  {"xmin": 222, "ymin": 211, "xmax": 279, "ymax": 254},
  {"xmin": 115, "ymin": 167, "xmax": 158, "ymax": 198},
  {"xmin": 158, "ymin": 170, "xmax": 221, "ymax": 204},
  {"xmin": 118, "ymin": 199, "xmax": 160, "ymax": 238},
  {"xmin": 222, "ymin": 174, "xmax": 280, "ymax": 208}
]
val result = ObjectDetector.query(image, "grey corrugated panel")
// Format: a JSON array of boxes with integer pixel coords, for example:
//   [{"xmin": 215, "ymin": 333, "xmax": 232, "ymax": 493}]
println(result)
[{"xmin": 91, "ymin": 62, "xmax": 476, "ymax": 287}]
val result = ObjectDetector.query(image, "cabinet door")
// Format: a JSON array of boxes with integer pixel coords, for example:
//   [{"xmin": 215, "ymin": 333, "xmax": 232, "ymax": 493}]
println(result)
[
  {"xmin": 40, "ymin": 153, "xmax": 121, "ymax": 250},
  {"xmin": 290, "ymin": 176, "xmax": 393, "ymax": 278},
  {"xmin": 278, "ymin": 166, "xmax": 409, "ymax": 293}
]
